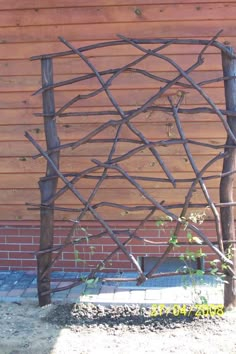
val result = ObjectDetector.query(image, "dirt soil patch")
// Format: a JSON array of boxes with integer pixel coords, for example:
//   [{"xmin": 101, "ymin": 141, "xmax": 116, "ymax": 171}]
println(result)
[{"xmin": 0, "ymin": 302, "xmax": 236, "ymax": 354}]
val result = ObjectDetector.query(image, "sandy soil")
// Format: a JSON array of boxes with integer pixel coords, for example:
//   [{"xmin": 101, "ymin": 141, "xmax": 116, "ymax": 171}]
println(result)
[{"xmin": 0, "ymin": 302, "xmax": 236, "ymax": 354}]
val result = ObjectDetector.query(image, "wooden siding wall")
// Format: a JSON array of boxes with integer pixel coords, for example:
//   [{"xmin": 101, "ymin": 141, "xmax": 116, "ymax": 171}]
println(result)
[{"xmin": 0, "ymin": 0, "xmax": 236, "ymax": 223}]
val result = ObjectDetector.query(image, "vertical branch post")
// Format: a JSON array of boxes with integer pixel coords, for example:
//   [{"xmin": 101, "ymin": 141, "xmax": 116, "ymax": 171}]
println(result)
[
  {"xmin": 220, "ymin": 46, "xmax": 236, "ymax": 309},
  {"xmin": 37, "ymin": 58, "xmax": 60, "ymax": 306}
]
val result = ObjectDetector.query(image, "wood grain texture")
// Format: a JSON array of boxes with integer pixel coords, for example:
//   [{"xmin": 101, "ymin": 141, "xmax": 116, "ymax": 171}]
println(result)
[
  {"xmin": 0, "ymin": 1, "xmax": 232, "ymax": 221},
  {"xmin": 0, "ymin": 71, "xmax": 226, "ymax": 92},
  {"xmin": 0, "ymin": 205, "xmax": 216, "ymax": 222},
  {"xmin": 0, "ymin": 21, "xmax": 236, "ymax": 44},
  {"xmin": 0, "ymin": 54, "xmax": 222, "ymax": 76},
  {"xmin": 0, "ymin": 172, "xmax": 223, "ymax": 189},
  {"xmin": 0, "ymin": 155, "xmax": 224, "ymax": 173},
  {"xmin": 0, "ymin": 1, "xmax": 233, "ymax": 10},
  {"xmin": 0, "ymin": 188, "xmax": 226, "ymax": 205},
  {"xmin": 1, "ymin": 41, "xmax": 233, "ymax": 60},
  {"xmin": 1, "ymin": 4, "xmax": 236, "ymax": 27},
  {"xmin": 0, "ymin": 107, "xmax": 227, "ymax": 125},
  {"xmin": 0, "ymin": 139, "xmax": 227, "ymax": 157},
  {"xmin": 0, "ymin": 122, "xmax": 227, "ymax": 141},
  {"xmin": 0, "ymin": 87, "xmax": 226, "ymax": 109}
]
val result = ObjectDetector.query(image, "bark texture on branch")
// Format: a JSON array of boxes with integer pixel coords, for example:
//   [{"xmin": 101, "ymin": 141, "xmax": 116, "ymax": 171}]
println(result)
[
  {"xmin": 37, "ymin": 58, "xmax": 60, "ymax": 306},
  {"xmin": 220, "ymin": 47, "xmax": 236, "ymax": 309}
]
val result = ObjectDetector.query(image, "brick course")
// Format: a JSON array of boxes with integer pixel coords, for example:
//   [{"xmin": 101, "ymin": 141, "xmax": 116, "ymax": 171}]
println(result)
[{"xmin": 0, "ymin": 221, "xmax": 220, "ymax": 272}]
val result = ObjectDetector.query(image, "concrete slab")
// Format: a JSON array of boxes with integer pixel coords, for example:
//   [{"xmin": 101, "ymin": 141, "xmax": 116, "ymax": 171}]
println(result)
[
  {"xmin": 114, "ymin": 288, "xmax": 131, "ymax": 301},
  {"xmin": 130, "ymin": 289, "xmax": 146, "ymax": 302},
  {"xmin": 145, "ymin": 289, "xmax": 162, "ymax": 301}
]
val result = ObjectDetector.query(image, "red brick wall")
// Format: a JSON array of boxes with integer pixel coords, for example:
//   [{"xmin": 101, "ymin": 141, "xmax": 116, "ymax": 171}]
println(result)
[{"xmin": 0, "ymin": 221, "xmax": 218, "ymax": 272}]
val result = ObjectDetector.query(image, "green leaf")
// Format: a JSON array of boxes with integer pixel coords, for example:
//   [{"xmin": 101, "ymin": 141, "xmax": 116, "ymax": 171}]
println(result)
[
  {"xmin": 156, "ymin": 220, "xmax": 165, "ymax": 227},
  {"xmin": 221, "ymin": 263, "xmax": 229, "ymax": 270},
  {"xmin": 169, "ymin": 234, "xmax": 178, "ymax": 246},
  {"xmin": 195, "ymin": 248, "xmax": 206, "ymax": 258},
  {"xmin": 74, "ymin": 250, "xmax": 85, "ymax": 263},
  {"xmin": 210, "ymin": 268, "xmax": 218, "ymax": 275},
  {"xmin": 187, "ymin": 232, "xmax": 193, "ymax": 242}
]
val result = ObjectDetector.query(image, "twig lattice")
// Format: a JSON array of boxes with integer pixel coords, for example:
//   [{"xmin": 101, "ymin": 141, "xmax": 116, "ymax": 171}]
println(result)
[{"xmin": 26, "ymin": 33, "xmax": 236, "ymax": 305}]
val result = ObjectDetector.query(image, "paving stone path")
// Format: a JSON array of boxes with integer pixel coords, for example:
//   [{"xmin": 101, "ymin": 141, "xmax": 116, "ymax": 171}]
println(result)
[{"xmin": 0, "ymin": 271, "xmax": 224, "ymax": 305}]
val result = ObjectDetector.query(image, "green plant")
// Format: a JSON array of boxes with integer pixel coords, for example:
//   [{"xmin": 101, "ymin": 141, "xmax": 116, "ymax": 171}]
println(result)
[
  {"xmin": 72, "ymin": 221, "xmax": 115, "ymax": 281},
  {"xmin": 169, "ymin": 233, "xmax": 179, "ymax": 247},
  {"xmin": 178, "ymin": 247, "xmax": 208, "ymax": 304},
  {"xmin": 71, "ymin": 222, "xmax": 100, "ymax": 274},
  {"xmin": 155, "ymin": 210, "xmax": 229, "ymax": 305}
]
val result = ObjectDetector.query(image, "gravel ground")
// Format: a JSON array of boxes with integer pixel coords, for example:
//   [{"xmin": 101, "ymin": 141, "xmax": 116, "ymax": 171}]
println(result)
[{"xmin": 0, "ymin": 302, "xmax": 236, "ymax": 354}]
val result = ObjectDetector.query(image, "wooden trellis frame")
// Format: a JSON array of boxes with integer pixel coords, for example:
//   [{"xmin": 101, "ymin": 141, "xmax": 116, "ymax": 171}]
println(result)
[{"xmin": 26, "ymin": 32, "xmax": 236, "ymax": 308}]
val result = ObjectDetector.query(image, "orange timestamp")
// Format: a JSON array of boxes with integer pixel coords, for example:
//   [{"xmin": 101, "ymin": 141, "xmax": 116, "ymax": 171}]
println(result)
[{"xmin": 150, "ymin": 304, "xmax": 224, "ymax": 317}]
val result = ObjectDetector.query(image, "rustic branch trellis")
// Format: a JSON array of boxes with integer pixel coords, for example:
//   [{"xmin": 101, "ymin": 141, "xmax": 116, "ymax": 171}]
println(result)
[{"xmin": 26, "ymin": 32, "xmax": 236, "ymax": 308}]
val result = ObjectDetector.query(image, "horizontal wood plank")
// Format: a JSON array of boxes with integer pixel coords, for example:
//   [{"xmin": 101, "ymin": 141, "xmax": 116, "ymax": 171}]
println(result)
[
  {"xmin": 0, "ymin": 205, "xmax": 216, "ymax": 222},
  {"xmin": 0, "ymin": 87, "xmax": 226, "ymax": 109},
  {"xmin": 0, "ymin": 172, "xmax": 223, "ymax": 189},
  {"xmin": 0, "ymin": 54, "xmax": 222, "ymax": 77},
  {"xmin": 1, "ymin": 40, "xmax": 233, "ymax": 60},
  {"xmin": 0, "ymin": 1, "xmax": 233, "ymax": 10},
  {"xmin": 1, "ymin": 4, "xmax": 236, "ymax": 27},
  {"xmin": 0, "ymin": 21, "xmax": 236, "ymax": 44},
  {"xmin": 0, "ymin": 187, "xmax": 228, "ymax": 205},
  {"xmin": 0, "ymin": 155, "xmax": 224, "ymax": 173},
  {"xmin": 0, "ymin": 107, "xmax": 227, "ymax": 125},
  {"xmin": 0, "ymin": 138, "xmax": 227, "ymax": 157},
  {"xmin": 0, "ymin": 71, "xmax": 226, "ymax": 93},
  {"xmin": 0, "ymin": 122, "xmax": 227, "ymax": 141}
]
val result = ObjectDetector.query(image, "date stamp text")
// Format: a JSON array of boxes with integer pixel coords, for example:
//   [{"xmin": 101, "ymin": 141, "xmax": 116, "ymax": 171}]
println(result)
[{"xmin": 150, "ymin": 304, "xmax": 224, "ymax": 317}]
